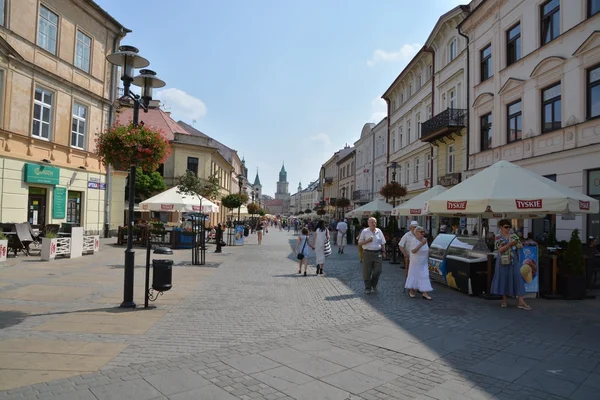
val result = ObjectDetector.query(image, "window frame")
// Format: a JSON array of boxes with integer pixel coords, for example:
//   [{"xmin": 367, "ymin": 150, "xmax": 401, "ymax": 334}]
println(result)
[
  {"xmin": 587, "ymin": 64, "xmax": 600, "ymax": 120},
  {"xmin": 407, "ymin": 120, "xmax": 412, "ymax": 143},
  {"xmin": 71, "ymin": 102, "xmax": 87, "ymax": 149},
  {"xmin": 405, "ymin": 162, "xmax": 410, "ymax": 184},
  {"xmin": 449, "ymin": 89, "xmax": 457, "ymax": 109},
  {"xmin": 480, "ymin": 44, "xmax": 492, "ymax": 82},
  {"xmin": 426, "ymin": 153, "xmax": 431, "ymax": 179},
  {"xmin": 187, "ymin": 157, "xmax": 199, "ymax": 176},
  {"xmin": 449, "ymin": 38, "xmax": 457, "ymax": 62},
  {"xmin": 0, "ymin": 0, "xmax": 6, "ymax": 26},
  {"xmin": 541, "ymin": 82, "xmax": 562, "ymax": 133},
  {"xmin": 416, "ymin": 113, "xmax": 421, "ymax": 138},
  {"xmin": 414, "ymin": 157, "xmax": 419, "ymax": 183},
  {"xmin": 480, "ymin": 113, "xmax": 492, "ymax": 151},
  {"xmin": 540, "ymin": 0, "xmax": 560, "ymax": 46},
  {"xmin": 75, "ymin": 30, "xmax": 92, "ymax": 73},
  {"xmin": 32, "ymin": 86, "xmax": 53, "ymax": 141},
  {"xmin": 506, "ymin": 23, "xmax": 522, "ymax": 67},
  {"xmin": 38, "ymin": 4, "xmax": 59, "ymax": 55},
  {"xmin": 507, "ymin": 99, "xmax": 523, "ymax": 143},
  {"xmin": 399, "ymin": 125, "xmax": 403, "ymax": 148},
  {"xmin": 447, "ymin": 145, "xmax": 455, "ymax": 174}
]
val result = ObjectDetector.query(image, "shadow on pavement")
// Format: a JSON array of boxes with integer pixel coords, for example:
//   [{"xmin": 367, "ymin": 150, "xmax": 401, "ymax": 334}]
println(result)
[{"xmin": 0, "ymin": 310, "xmax": 28, "ymax": 330}]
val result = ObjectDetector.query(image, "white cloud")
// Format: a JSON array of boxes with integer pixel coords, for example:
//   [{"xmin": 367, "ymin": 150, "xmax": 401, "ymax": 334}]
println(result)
[
  {"xmin": 309, "ymin": 133, "xmax": 332, "ymax": 147},
  {"xmin": 154, "ymin": 88, "xmax": 207, "ymax": 123},
  {"xmin": 367, "ymin": 43, "xmax": 422, "ymax": 67},
  {"xmin": 370, "ymin": 97, "xmax": 387, "ymax": 123}
]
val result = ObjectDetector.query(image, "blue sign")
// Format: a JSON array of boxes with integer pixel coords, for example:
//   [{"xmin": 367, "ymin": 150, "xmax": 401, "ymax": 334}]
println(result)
[
  {"xmin": 88, "ymin": 181, "xmax": 106, "ymax": 190},
  {"xmin": 235, "ymin": 225, "xmax": 244, "ymax": 245},
  {"xmin": 428, "ymin": 257, "xmax": 447, "ymax": 285},
  {"xmin": 519, "ymin": 244, "xmax": 539, "ymax": 294}
]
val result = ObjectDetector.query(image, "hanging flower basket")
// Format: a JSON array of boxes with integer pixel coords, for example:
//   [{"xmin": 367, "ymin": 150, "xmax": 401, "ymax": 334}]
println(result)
[{"xmin": 95, "ymin": 121, "xmax": 172, "ymax": 172}]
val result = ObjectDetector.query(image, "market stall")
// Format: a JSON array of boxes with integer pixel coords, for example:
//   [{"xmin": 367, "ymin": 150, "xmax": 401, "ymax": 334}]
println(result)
[{"xmin": 345, "ymin": 199, "xmax": 393, "ymax": 219}]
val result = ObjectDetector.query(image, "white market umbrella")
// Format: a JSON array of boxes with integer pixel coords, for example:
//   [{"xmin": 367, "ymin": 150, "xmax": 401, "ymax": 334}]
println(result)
[
  {"xmin": 392, "ymin": 185, "xmax": 447, "ymax": 216},
  {"xmin": 426, "ymin": 160, "xmax": 599, "ymax": 215},
  {"xmin": 139, "ymin": 186, "xmax": 220, "ymax": 213},
  {"xmin": 345, "ymin": 199, "xmax": 393, "ymax": 218}
]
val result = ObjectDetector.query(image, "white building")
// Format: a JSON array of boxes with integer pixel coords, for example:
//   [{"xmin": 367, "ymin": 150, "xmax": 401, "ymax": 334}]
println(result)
[
  {"xmin": 462, "ymin": 0, "xmax": 600, "ymax": 241},
  {"xmin": 373, "ymin": 119, "xmax": 388, "ymax": 202},
  {"xmin": 354, "ymin": 123, "xmax": 376, "ymax": 205}
]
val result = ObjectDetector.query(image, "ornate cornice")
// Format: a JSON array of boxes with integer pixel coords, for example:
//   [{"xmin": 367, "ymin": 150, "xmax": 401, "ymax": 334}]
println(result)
[{"xmin": 461, "ymin": 0, "xmax": 508, "ymax": 36}]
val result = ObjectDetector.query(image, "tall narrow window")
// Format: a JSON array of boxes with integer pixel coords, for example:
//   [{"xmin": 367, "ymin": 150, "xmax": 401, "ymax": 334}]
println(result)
[
  {"xmin": 448, "ymin": 145, "xmax": 455, "ymax": 173},
  {"xmin": 392, "ymin": 137, "xmax": 396, "ymax": 152},
  {"xmin": 426, "ymin": 153, "xmax": 431, "ymax": 179},
  {"xmin": 507, "ymin": 23, "xmax": 521, "ymax": 66},
  {"xmin": 75, "ymin": 31, "xmax": 91, "ymax": 72},
  {"xmin": 405, "ymin": 162, "xmax": 410, "ymax": 184},
  {"xmin": 187, "ymin": 157, "xmax": 199, "ymax": 175},
  {"xmin": 399, "ymin": 126, "xmax": 403, "ymax": 148},
  {"xmin": 542, "ymin": 82, "xmax": 562, "ymax": 132},
  {"xmin": 590, "ymin": 0, "xmax": 600, "ymax": 17},
  {"xmin": 449, "ymin": 89, "xmax": 457, "ymax": 109},
  {"xmin": 398, "ymin": 166, "xmax": 402, "ymax": 185},
  {"xmin": 0, "ymin": 0, "xmax": 6, "ymax": 26},
  {"xmin": 427, "ymin": 105, "xmax": 432, "ymax": 120},
  {"xmin": 71, "ymin": 103, "xmax": 87, "ymax": 149},
  {"xmin": 417, "ymin": 74, "xmax": 422, "ymax": 90},
  {"xmin": 541, "ymin": 0, "xmax": 560, "ymax": 46},
  {"xmin": 428, "ymin": 64, "xmax": 433, "ymax": 79},
  {"xmin": 407, "ymin": 121, "xmax": 412, "ymax": 143},
  {"xmin": 416, "ymin": 113, "xmax": 421, "ymax": 138},
  {"xmin": 449, "ymin": 38, "xmax": 457, "ymax": 62},
  {"xmin": 480, "ymin": 113, "xmax": 493, "ymax": 151},
  {"xmin": 480, "ymin": 44, "xmax": 492, "ymax": 81},
  {"xmin": 400, "ymin": 93, "xmax": 404, "ymax": 104},
  {"xmin": 507, "ymin": 100, "xmax": 523, "ymax": 143},
  {"xmin": 32, "ymin": 87, "xmax": 53, "ymax": 140},
  {"xmin": 409, "ymin": 85, "xmax": 412, "ymax": 97},
  {"xmin": 414, "ymin": 157, "xmax": 419, "ymax": 182},
  {"xmin": 38, "ymin": 5, "xmax": 58, "ymax": 54},
  {"xmin": 588, "ymin": 65, "xmax": 600, "ymax": 120}
]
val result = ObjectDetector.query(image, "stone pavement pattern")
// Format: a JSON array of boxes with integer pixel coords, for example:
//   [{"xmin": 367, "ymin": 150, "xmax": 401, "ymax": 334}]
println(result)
[{"xmin": 0, "ymin": 229, "xmax": 599, "ymax": 399}]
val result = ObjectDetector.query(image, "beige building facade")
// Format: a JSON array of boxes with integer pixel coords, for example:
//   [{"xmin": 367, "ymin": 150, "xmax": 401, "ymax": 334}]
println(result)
[
  {"xmin": 0, "ymin": 0, "xmax": 126, "ymax": 233},
  {"xmin": 337, "ymin": 148, "xmax": 355, "ymax": 219},
  {"xmin": 463, "ymin": 0, "xmax": 600, "ymax": 240}
]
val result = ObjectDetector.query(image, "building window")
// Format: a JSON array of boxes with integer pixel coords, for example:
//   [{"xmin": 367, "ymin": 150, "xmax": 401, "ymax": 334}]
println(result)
[
  {"xmin": 71, "ymin": 103, "xmax": 87, "ymax": 149},
  {"xmin": 392, "ymin": 137, "xmax": 396, "ymax": 152},
  {"xmin": 75, "ymin": 31, "xmax": 91, "ymax": 72},
  {"xmin": 542, "ymin": 82, "xmax": 562, "ymax": 132},
  {"xmin": 588, "ymin": 64, "xmax": 600, "ymax": 120},
  {"xmin": 507, "ymin": 23, "xmax": 522, "ymax": 66},
  {"xmin": 32, "ymin": 87, "xmax": 53, "ymax": 140},
  {"xmin": 405, "ymin": 162, "xmax": 410, "ymax": 184},
  {"xmin": 480, "ymin": 113, "xmax": 492, "ymax": 151},
  {"xmin": 409, "ymin": 85, "xmax": 412, "ymax": 97},
  {"xmin": 417, "ymin": 74, "xmax": 422, "ymax": 90},
  {"xmin": 400, "ymin": 93, "xmax": 404, "ymax": 104},
  {"xmin": 541, "ymin": 0, "xmax": 560, "ymax": 46},
  {"xmin": 507, "ymin": 100, "xmax": 523, "ymax": 143},
  {"xmin": 449, "ymin": 38, "xmax": 457, "ymax": 62},
  {"xmin": 428, "ymin": 64, "xmax": 433, "ymax": 79},
  {"xmin": 398, "ymin": 166, "xmax": 402, "ymax": 185},
  {"xmin": 426, "ymin": 153, "xmax": 431, "ymax": 179},
  {"xmin": 426, "ymin": 105, "xmax": 432, "ymax": 120},
  {"xmin": 38, "ymin": 5, "xmax": 58, "ymax": 54},
  {"xmin": 414, "ymin": 157, "xmax": 419, "ymax": 182},
  {"xmin": 590, "ymin": 0, "xmax": 600, "ymax": 17},
  {"xmin": 448, "ymin": 145, "xmax": 455, "ymax": 173},
  {"xmin": 407, "ymin": 121, "xmax": 411, "ymax": 143},
  {"xmin": 480, "ymin": 44, "xmax": 492, "ymax": 81},
  {"xmin": 187, "ymin": 157, "xmax": 199, "ymax": 175},
  {"xmin": 449, "ymin": 89, "xmax": 457, "ymax": 109},
  {"xmin": 0, "ymin": 0, "xmax": 5, "ymax": 26},
  {"xmin": 416, "ymin": 113, "xmax": 421, "ymax": 138}
]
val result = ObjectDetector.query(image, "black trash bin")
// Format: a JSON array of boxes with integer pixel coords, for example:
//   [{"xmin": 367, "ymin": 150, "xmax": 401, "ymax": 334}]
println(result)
[{"xmin": 152, "ymin": 259, "xmax": 173, "ymax": 292}]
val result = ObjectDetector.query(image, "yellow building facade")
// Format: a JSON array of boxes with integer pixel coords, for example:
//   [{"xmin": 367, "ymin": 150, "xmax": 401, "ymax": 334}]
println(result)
[{"xmin": 0, "ymin": 0, "xmax": 126, "ymax": 233}]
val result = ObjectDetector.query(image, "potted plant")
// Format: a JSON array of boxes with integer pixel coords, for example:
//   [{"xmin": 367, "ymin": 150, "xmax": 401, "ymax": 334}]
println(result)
[
  {"xmin": 0, "ymin": 232, "xmax": 8, "ymax": 262},
  {"xmin": 558, "ymin": 229, "xmax": 587, "ymax": 300},
  {"xmin": 41, "ymin": 231, "xmax": 58, "ymax": 261}
]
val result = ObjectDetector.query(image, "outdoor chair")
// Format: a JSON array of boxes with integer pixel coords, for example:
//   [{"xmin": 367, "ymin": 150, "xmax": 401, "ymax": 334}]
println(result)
[
  {"xmin": 24, "ymin": 221, "xmax": 41, "ymax": 244},
  {"xmin": 11, "ymin": 223, "xmax": 34, "ymax": 256}
]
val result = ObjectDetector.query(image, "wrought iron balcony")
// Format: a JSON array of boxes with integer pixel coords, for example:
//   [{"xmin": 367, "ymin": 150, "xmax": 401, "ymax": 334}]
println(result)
[
  {"xmin": 324, "ymin": 177, "xmax": 334, "ymax": 185},
  {"xmin": 352, "ymin": 190, "xmax": 371, "ymax": 203},
  {"xmin": 328, "ymin": 197, "xmax": 337, "ymax": 205},
  {"xmin": 421, "ymin": 108, "xmax": 468, "ymax": 142}
]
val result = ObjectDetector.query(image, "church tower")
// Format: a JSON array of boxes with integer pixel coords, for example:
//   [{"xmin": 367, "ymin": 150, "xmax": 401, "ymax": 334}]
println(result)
[
  {"xmin": 252, "ymin": 169, "xmax": 262, "ymax": 200},
  {"xmin": 275, "ymin": 163, "xmax": 290, "ymax": 201},
  {"xmin": 298, "ymin": 181, "xmax": 302, "ymax": 192}
]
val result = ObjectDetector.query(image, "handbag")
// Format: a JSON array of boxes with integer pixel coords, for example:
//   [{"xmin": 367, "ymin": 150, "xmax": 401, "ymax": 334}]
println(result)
[
  {"xmin": 324, "ymin": 238, "xmax": 332, "ymax": 257},
  {"xmin": 297, "ymin": 237, "xmax": 308, "ymax": 260}
]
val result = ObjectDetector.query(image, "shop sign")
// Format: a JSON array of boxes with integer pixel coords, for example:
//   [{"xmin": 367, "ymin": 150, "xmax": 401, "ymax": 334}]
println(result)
[
  {"xmin": 438, "ymin": 172, "xmax": 461, "ymax": 186},
  {"xmin": 52, "ymin": 187, "xmax": 67, "ymax": 219},
  {"xmin": 515, "ymin": 199, "xmax": 542, "ymax": 209},
  {"xmin": 24, "ymin": 163, "xmax": 60, "ymax": 185},
  {"xmin": 589, "ymin": 170, "xmax": 600, "ymax": 196},
  {"xmin": 87, "ymin": 181, "xmax": 106, "ymax": 190}
]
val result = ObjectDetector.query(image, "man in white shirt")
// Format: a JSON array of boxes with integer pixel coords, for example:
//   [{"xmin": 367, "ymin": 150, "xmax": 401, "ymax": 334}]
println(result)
[
  {"xmin": 336, "ymin": 219, "xmax": 349, "ymax": 254},
  {"xmin": 358, "ymin": 217, "xmax": 387, "ymax": 294},
  {"xmin": 399, "ymin": 221, "xmax": 418, "ymax": 268}
]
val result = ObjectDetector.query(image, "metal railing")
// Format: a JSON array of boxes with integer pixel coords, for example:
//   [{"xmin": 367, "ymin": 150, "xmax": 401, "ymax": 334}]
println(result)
[{"xmin": 421, "ymin": 108, "xmax": 467, "ymax": 139}]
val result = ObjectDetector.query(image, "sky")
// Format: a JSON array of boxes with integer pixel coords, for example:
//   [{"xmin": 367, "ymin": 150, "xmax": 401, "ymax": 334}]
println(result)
[{"xmin": 97, "ymin": 0, "xmax": 465, "ymax": 196}]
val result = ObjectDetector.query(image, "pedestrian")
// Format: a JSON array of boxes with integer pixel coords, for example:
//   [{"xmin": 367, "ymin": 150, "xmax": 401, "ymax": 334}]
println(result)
[
  {"xmin": 492, "ymin": 219, "xmax": 532, "ymax": 310},
  {"xmin": 256, "ymin": 218, "xmax": 265, "ymax": 245},
  {"xmin": 336, "ymin": 219, "xmax": 348, "ymax": 254},
  {"xmin": 404, "ymin": 226, "xmax": 433, "ymax": 300},
  {"xmin": 295, "ymin": 227, "xmax": 313, "ymax": 276},
  {"xmin": 358, "ymin": 217, "xmax": 387, "ymax": 294},
  {"xmin": 399, "ymin": 221, "xmax": 418, "ymax": 268},
  {"xmin": 312, "ymin": 220, "xmax": 330, "ymax": 275}
]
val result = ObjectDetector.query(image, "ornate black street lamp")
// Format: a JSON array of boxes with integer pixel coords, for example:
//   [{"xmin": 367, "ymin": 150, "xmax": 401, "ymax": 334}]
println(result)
[
  {"xmin": 237, "ymin": 174, "xmax": 245, "ymax": 222},
  {"xmin": 106, "ymin": 45, "xmax": 166, "ymax": 308},
  {"xmin": 389, "ymin": 161, "xmax": 399, "ymax": 264}
]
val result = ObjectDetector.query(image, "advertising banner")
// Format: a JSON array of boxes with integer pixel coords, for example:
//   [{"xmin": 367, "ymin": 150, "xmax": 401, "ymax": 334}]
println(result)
[
  {"xmin": 235, "ymin": 225, "xmax": 244, "ymax": 245},
  {"xmin": 519, "ymin": 244, "xmax": 539, "ymax": 294}
]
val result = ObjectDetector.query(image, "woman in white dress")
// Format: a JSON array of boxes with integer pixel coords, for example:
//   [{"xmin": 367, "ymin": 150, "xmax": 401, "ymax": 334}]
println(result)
[
  {"xmin": 405, "ymin": 226, "xmax": 433, "ymax": 300},
  {"xmin": 312, "ymin": 220, "xmax": 330, "ymax": 275}
]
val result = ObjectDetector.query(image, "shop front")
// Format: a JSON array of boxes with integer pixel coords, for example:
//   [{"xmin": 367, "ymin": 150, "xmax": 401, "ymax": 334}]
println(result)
[{"xmin": 23, "ymin": 163, "xmax": 61, "ymax": 229}]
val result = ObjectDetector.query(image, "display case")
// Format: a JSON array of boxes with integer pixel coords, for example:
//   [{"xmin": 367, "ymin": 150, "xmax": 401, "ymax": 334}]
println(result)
[{"xmin": 428, "ymin": 234, "xmax": 492, "ymax": 295}]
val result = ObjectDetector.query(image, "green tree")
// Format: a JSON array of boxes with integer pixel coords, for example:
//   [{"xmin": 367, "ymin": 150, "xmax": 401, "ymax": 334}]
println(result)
[
  {"xmin": 221, "ymin": 194, "xmax": 244, "ymax": 210},
  {"xmin": 176, "ymin": 170, "xmax": 221, "ymax": 201},
  {"xmin": 247, "ymin": 202, "xmax": 260, "ymax": 215},
  {"xmin": 125, "ymin": 169, "xmax": 166, "ymax": 203},
  {"xmin": 562, "ymin": 229, "xmax": 584, "ymax": 276}
]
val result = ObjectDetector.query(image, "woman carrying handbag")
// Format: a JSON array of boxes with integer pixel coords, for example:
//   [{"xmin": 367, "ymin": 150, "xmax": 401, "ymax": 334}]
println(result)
[{"xmin": 295, "ymin": 227, "xmax": 313, "ymax": 276}]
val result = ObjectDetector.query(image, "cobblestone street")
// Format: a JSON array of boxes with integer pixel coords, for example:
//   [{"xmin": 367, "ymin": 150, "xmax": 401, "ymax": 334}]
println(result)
[{"xmin": 1, "ymin": 229, "xmax": 600, "ymax": 399}]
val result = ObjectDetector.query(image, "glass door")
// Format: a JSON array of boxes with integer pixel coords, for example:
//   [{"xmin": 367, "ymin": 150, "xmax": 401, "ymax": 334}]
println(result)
[
  {"xmin": 67, "ymin": 191, "xmax": 82, "ymax": 226},
  {"xmin": 28, "ymin": 187, "xmax": 47, "ymax": 229}
]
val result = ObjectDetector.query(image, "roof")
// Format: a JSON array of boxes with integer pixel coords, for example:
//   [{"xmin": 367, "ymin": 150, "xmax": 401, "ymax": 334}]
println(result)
[
  {"xmin": 85, "ymin": 0, "xmax": 129, "ymax": 32},
  {"xmin": 115, "ymin": 107, "xmax": 188, "ymax": 141},
  {"xmin": 178, "ymin": 121, "xmax": 235, "ymax": 164},
  {"xmin": 253, "ymin": 172, "xmax": 262, "ymax": 186},
  {"xmin": 280, "ymin": 163, "xmax": 286, "ymax": 173}
]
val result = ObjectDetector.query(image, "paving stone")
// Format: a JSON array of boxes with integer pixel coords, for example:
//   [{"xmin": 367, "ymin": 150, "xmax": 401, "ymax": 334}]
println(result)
[
  {"xmin": 143, "ymin": 369, "xmax": 211, "ymax": 395},
  {"xmin": 282, "ymin": 380, "xmax": 350, "ymax": 400},
  {"xmin": 168, "ymin": 383, "xmax": 239, "ymax": 400},
  {"xmin": 321, "ymin": 369, "xmax": 385, "ymax": 395},
  {"xmin": 89, "ymin": 378, "xmax": 162, "ymax": 400},
  {"xmin": 223, "ymin": 354, "xmax": 281, "ymax": 375}
]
